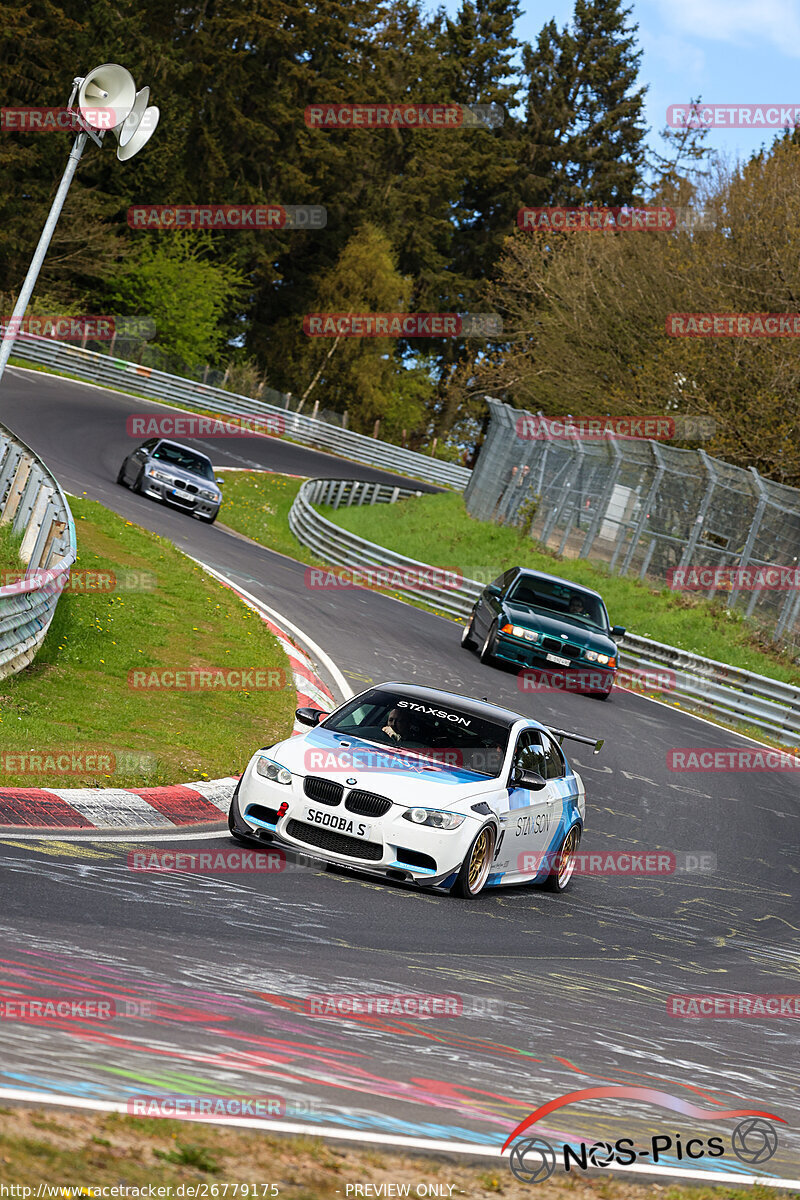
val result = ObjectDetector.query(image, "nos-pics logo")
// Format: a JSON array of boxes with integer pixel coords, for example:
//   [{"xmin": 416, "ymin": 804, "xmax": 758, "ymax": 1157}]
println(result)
[{"xmin": 503, "ymin": 1086, "xmax": 784, "ymax": 1184}]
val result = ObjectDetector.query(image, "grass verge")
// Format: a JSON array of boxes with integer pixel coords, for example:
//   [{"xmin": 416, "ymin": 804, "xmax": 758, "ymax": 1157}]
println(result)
[
  {"xmin": 1, "ymin": 1105, "xmax": 795, "ymax": 1200},
  {"xmin": 323, "ymin": 492, "xmax": 800, "ymax": 686},
  {"xmin": 0, "ymin": 494, "xmax": 295, "ymax": 788},
  {"xmin": 0, "ymin": 520, "xmax": 24, "ymax": 574}
]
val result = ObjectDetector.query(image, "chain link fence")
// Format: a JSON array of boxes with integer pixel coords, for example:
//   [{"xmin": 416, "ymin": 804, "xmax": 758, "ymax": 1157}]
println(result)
[{"xmin": 465, "ymin": 399, "xmax": 800, "ymax": 653}]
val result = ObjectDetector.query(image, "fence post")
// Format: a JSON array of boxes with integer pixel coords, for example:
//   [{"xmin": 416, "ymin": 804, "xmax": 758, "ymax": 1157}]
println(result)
[
  {"xmin": 579, "ymin": 440, "xmax": 623, "ymax": 557},
  {"xmin": 677, "ymin": 449, "xmax": 718, "ymax": 572},
  {"xmin": 728, "ymin": 467, "xmax": 768, "ymax": 611},
  {"xmin": 620, "ymin": 442, "xmax": 665, "ymax": 577}
]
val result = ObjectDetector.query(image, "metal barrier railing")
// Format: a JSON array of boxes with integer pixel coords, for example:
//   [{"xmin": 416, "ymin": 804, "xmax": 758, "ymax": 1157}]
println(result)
[
  {"xmin": 6, "ymin": 332, "xmax": 472, "ymax": 491},
  {"xmin": 289, "ymin": 477, "xmax": 800, "ymax": 749},
  {"xmin": 0, "ymin": 423, "xmax": 77, "ymax": 680}
]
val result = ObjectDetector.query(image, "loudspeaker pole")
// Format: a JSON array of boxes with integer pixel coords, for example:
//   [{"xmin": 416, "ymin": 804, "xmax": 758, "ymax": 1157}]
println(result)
[
  {"xmin": 0, "ymin": 63, "xmax": 158, "ymax": 388},
  {"xmin": 0, "ymin": 131, "xmax": 88, "ymax": 385}
]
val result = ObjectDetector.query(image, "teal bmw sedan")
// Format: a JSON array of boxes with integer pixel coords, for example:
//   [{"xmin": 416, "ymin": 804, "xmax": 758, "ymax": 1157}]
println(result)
[{"xmin": 461, "ymin": 568, "xmax": 625, "ymax": 699}]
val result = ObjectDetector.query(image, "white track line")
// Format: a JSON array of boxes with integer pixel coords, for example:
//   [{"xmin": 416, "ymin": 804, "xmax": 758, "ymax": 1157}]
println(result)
[
  {"xmin": 0, "ymin": 1089, "xmax": 796, "ymax": 1187},
  {"xmin": 0, "ymin": 829, "xmax": 228, "ymax": 844}
]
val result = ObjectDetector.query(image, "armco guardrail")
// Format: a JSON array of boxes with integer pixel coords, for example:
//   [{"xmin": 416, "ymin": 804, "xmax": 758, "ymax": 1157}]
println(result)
[
  {"xmin": 290, "ymin": 477, "xmax": 800, "ymax": 749},
  {"xmin": 7, "ymin": 332, "xmax": 471, "ymax": 491},
  {"xmin": 0, "ymin": 423, "xmax": 76, "ymax": 680}
]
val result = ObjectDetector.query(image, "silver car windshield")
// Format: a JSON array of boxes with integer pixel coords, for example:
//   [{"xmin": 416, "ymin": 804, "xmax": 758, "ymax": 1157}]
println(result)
[{"xmin": 151, "ymin": 443, "xmax": 215, "ymax": 481}]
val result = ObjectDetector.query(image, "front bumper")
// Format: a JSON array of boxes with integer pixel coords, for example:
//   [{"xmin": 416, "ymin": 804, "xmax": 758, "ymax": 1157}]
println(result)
[
  {"xmin": 141, "ymin": 477, "xmax": 220, "ymax": 519},
  {"xmin": 229, "ymin": 770, "xmax": 484, "ymax": 889},
  {"xmin": 494, "ymin": 634, "xmax": 615, "ymax": 691}
]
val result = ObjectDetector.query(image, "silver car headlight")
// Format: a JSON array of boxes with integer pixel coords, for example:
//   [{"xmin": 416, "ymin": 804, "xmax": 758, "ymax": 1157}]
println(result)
[
  {"xmin": 199, "ymin": 489, "xmax": 218, "ymax": 501},
  {"xmin": 256, "ymin": 756, "xmax": 292, "ymax": 785},
  {"xmin": 146, "ymin": 467, "xmax": 172, "ymax": 483},
  {"xmin": 403, "ymin": 808, "xmax": 465, "ymax": 830}
]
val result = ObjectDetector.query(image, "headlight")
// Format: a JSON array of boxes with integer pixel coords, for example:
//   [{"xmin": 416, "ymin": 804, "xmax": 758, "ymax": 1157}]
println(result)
[
  {"xmin": 256, "ymin": 756, "xmax": 292, "ymax": 785},
  {"xmin": 403, "ymin": 808, "xmax": 465, "ymax": 830},
  {"xmin": 199, "ymin": 489, "xmax": 218, "ymax": 501},
  {"xmin": 502, "ymin": 624, "xmax": 539, "ymax": 641},
  {"xmin": 596, "ymin": 653, "xmax": 610, "ymax": 665},
  {"xmin": 585, "ymin": 650, "xmax": 597, "ymax": 661},
  {"xmin": 147, "ymin": 468, "xmax": 172, "ymax": 483}
]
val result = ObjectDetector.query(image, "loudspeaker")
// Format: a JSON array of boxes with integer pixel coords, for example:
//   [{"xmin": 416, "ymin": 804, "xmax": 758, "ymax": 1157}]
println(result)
[
  {"xmin": 78, "ymin": 63, "xmax": 136, "ymax": 130},
  {"xmin": 115, "ymin": 87, "xmax": 150, "ymax": 149},
  {"xmin": 117, "ymin": 105, "xmax": 160, "ymax": 160}
]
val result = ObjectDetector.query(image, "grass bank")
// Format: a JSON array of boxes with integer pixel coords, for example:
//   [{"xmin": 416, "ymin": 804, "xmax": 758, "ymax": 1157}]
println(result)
[
  {"xmin": 1, "ymin": 1105, "xmax": 793, "ymax": 1200},
  {"xmin": 0, "ymin": 493, "xmax": 295, "ymax": 788}
]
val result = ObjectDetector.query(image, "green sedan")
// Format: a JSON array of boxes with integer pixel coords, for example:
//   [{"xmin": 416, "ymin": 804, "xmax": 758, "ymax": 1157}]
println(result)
[{"xmin": 461, "ymin": 567, "xmax": 625, "ymax": 699}]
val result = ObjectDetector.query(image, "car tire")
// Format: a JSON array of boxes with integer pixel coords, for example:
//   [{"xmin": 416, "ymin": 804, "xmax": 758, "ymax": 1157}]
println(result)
[
  {"xmin": 544, "ymin": 825, "xmax": 581, "ymax": 892},
  {"xmin": 199, "ymin": 511, "xmax": 217, "ymax": 524},
  {"xmin": 461, "ymin": 611, "xmax": 478, "ymax": 649},
  {"xmin": 479, "ymin": 620, "xmax": 498, "ymax": 665},
  {"xmin": 451, "ymin": 824, "xmax": 496, "ymax": 898},
  {"xmin": 591, "ymin": 690, "xmax": 611, "ymax": 701},
  {"xmin": 116, "ymin": 464, "xmax": 128, "ymax": 487},
  {"xmin": 132, "ymin": 468, "xmax": 145, "ymax": 495}
]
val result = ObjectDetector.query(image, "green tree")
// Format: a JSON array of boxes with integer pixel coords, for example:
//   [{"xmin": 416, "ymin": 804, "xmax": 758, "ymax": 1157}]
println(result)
[{"xmin": 108, "ymin": 235, "xmax": 244, "ymax": 365}]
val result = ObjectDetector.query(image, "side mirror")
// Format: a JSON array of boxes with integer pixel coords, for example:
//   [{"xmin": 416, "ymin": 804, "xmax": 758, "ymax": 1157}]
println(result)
[
  {"xmin": 215, "ymin": 477, "xmax": 225, "ymax": 487},
  {"xmin": 485, "ymin": 584, "xmax": 502, "ymax": 599},
  {"xmin": 510, "ymin": 766, "xmax": 547, "ymax": 790},
  {"xmin": 295, "ymin": 706, "xmax": 326, "ymax": 727},
  {"xmin": 610, "ymin": 625, "xmax": 626, "ymax": 639}
]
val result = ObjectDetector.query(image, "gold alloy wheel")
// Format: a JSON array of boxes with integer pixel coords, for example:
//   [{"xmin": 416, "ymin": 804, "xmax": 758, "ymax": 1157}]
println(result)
[
  {"xmin": 467, "ymin": 827, "xmax": 494, "ymax": 893},
  {"xmin": 557, "ymin": 827, "xmax": 580, "ymax": 888}
]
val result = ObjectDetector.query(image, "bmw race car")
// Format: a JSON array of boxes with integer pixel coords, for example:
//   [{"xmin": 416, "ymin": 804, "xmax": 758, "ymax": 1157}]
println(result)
[{"xmin": 228, "ymin": 682, "xmax": 604, "ymax": 898}]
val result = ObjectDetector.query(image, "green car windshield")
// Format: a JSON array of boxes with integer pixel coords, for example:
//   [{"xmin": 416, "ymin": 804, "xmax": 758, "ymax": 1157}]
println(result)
[{"xmin": 506, "ymin": 578, "xmax": 608, "ymax": 632}]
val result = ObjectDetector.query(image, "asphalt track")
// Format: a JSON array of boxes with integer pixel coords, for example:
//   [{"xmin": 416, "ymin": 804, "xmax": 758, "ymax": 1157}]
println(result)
[{"xmin": 0, "ymin": 364, "xmax": 798, "ymax": 1181}]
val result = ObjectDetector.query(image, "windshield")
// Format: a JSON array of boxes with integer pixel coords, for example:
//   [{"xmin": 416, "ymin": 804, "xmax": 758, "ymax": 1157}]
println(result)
[
  {"xmin": 507, "ymin": 577, "xmax": 607, "ymax": 631},
  {"xmin": 321, "ymin": 690, "xmax": 510, "ymax": 778},
  {"xmin": 151, "ymin": 443, "xmax": 215, "ymax": 481}
]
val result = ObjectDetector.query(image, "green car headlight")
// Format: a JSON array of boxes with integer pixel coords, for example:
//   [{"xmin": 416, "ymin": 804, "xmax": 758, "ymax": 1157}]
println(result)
[
  {"xmin": 256, "ymin": 756, "xmax": 292, "ymax": 785},
  {"xmin": 585, "ymin": 650, "xmax": 598, "ymax": 661}
]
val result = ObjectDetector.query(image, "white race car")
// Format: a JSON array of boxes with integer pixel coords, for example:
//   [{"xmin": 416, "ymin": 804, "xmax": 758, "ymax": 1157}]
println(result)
[{"xmin": 228, "ymin": 682, "xmax": 603, "ymax": 898}]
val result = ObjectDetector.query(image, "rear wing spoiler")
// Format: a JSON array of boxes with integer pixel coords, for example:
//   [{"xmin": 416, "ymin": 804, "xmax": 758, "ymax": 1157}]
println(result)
[{"xmin": 548, "ymin": 726, "xmax": 605, "ymax": 755}]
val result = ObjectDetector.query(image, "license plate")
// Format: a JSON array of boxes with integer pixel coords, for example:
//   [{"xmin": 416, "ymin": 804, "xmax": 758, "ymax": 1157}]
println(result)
[
  {"xmin": 304, "ymin": 806, "xmax": 373, "ymax": 840},
  {"xmin": 546, "ymin": 653, "xmax": 571, "ymax": 666},
  {"xmin": 172, "ymin": 488, "xmax": 193, "ymax": 500}
]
